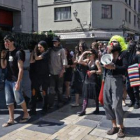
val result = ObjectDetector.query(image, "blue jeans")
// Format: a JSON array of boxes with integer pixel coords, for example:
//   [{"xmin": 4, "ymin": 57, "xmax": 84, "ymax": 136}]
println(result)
[{"xmin": 5, "ymin": 80, "xmax": 24, "ymax": 105}]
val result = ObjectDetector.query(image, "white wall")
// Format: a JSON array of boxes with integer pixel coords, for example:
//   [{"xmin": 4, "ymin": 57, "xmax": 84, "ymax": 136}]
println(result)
[
  {"xmin": 38, "ymin": 0, "xmax": 140, "ymax": 33},
  {"xmin": 38, "ymin": 1, "xmax": 91, "ymax": 31}
]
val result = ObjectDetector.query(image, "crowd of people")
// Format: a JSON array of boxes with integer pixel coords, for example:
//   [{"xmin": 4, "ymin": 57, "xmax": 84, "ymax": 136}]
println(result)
[{"xmin": 0, "ymin": 34, "xmax": 140, "ymax": 138}]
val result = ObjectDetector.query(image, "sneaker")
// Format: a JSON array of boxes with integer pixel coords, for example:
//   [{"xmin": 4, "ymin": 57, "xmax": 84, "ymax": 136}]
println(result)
[
  {"xmin": 71, "ymin": 103, "xmax": 79, "ymax": 107},
  {"xmin": 117, "ymin": 128, "xmax": 125, "ymax": 138},
  {"xmin": 107, "ymin": 127, "xmax": 119, "ymax": 135}
]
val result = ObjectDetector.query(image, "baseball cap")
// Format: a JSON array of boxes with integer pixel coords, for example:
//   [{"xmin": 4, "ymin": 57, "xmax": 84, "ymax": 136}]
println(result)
[{"xmin": 52, "ymin": 36, "xmax": 60, "ymax": 42}]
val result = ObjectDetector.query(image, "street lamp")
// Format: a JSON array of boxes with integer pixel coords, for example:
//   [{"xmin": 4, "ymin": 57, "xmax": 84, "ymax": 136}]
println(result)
[
  {"xmin": 73, "ymin": 10, "xmax": 78, "ymax": 18},
  {"xmin": 73, "ymin": 10, "xmax": 85, "ymax": 31},
  {"xmin": 73, "ymin": 10, "xmax": 80, "ymax": 23}
]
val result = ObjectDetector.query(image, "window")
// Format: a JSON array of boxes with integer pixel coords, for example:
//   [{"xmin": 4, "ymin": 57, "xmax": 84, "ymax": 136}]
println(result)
[
  {"xmin": 134, "ymin": 15, "xmax": 136, "ymax": 26},
  {"xmin": 101, "ymin": 5, "xmax": 112, "ymax": 19},
  {"xmin": 139, "ymin": 0, "xmax": 140, "ymax": 13},
  {"xmin": 54, "ymin": 7, "xmax": 71, "ymax": 21},
  {"xmin": 125, "ymin": 9, "xmax": 127, "ymax": 22},
  {"xmin": 138, "ymin": 18, "xmax": 140, "ymax": 29},
  {"xmin": 128, "ymin": 0, "xmax": 131, "ymax": 6},
  {"xmin": 134, "ymin": 0, "xmax": 136, "ymax": 10},
  {"xmin": 129, "ymin": 11, "xmax": 131, "ymax": 23}
]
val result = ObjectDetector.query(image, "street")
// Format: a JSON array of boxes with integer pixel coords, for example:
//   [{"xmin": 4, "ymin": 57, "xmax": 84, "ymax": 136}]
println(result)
[{"xmin": 0, "ymin": 88, "xmax": 140, "ymax": 140}]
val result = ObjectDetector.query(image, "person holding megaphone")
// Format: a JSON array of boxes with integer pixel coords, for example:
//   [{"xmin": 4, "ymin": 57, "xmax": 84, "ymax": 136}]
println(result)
[{"xmin": 102, "ymin": 35, "xmax": 128, "ymax": 138}]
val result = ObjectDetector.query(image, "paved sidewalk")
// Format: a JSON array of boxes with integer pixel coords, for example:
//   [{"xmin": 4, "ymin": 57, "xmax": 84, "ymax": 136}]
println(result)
[{"xmin": 0, "ymin": 99, "xmax": 140, "ymax": 140}]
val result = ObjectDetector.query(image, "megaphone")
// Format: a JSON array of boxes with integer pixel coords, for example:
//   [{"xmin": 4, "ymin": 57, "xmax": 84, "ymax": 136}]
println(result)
[{"xmin": 101, "ymin": 54, "xmax": 113, "ymax": 65}]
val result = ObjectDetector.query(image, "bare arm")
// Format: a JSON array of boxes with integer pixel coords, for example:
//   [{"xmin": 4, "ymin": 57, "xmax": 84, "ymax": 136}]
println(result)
[
  {"xmin": 1, "ymin": 59, "xmax": 7, "ymax": 69},
  {"xmin": 15, "ymin": 60, "xmax": 24, "ymax": 91},
  {"xmin": 34, "ymin": 53, "xmax": 43, "ymax": 60},
  {"xmin": 33, "ymin": 46, "xmax": 43, "ymax": 60},
  {"xmin": 59, "ymin": 49, "xmax": 67, "ymax": 78},
  {"xmin": 78, "ymin": 51, "xmax": 91, "ymax": 66},
  {"xmin": 1, "ymin": 50, "xmax": 7, "ymax": 69},
  {"xmin": 30, "ymin": 51, "xmax": 35, "ymax": 63},
  {"xmin": 95, "ymin": 60, "xmax": 102, "ymax": 75},
  {"xmin": 89, "ymin": 60, "xmax": 102, "ymax": 75}
]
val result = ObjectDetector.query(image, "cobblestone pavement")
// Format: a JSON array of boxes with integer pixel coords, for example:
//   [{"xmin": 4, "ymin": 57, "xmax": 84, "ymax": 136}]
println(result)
[{"xmin": 0, "ymin": 96, "xmax": 140, "ymax": 140}]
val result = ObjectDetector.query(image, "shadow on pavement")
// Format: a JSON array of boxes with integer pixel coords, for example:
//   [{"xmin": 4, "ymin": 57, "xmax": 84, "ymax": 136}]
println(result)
[{"xmin": 125, "ymin": 127, "xmax": 140, "ymax": 136}]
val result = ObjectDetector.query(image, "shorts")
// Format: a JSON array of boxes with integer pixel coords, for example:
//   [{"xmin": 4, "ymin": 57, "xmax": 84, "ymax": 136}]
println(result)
[{"xmin": 5, "ymin": 80, "xmax": 24, "ymax": 105}]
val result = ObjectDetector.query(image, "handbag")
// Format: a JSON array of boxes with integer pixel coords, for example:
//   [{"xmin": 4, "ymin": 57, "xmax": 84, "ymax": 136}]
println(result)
[
  {"xmin": 127, "ymin": 63, "xmax": 140, "ymax": 87},
  {"xmin": 99, "ymin": 80, "xmax": 104, "ymax": 105}
]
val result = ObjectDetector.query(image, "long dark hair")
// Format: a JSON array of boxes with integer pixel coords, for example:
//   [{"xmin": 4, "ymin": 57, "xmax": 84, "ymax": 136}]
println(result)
[
  {"xmin": 77, "ymin": 40, "xmax": 88, "ymax": 56},
  {"xmin": 65, "ymin": 48, "xmax": 72, "ymax": 60},
  {"xmin": 128, "ymin": 41, "xmax": 137, "ymax": 65},
  {"xmin": 91, "ymin": 49, "xmax": 98, "ymax": 60}
]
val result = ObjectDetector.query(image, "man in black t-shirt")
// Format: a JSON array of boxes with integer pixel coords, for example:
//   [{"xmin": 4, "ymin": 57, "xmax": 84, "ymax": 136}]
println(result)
[
  {"xmin": 30, "ymin": 41, "xmax": 50, "ymax": 115},
  {"xmin": 1, "ymin": 35, "xmax": 30, "ymax": 127}
]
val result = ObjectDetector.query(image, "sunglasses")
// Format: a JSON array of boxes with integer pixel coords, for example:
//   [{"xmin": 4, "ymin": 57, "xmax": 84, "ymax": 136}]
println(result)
[{"xmin": 87, "ymin": 53, "xmax": 92, "ymax": 56}]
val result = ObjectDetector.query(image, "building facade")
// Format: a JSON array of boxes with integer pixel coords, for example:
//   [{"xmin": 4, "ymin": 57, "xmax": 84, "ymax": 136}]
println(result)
[
  {"xmin": 0, "ymin": 0, "xmax": 38, "ymax": 33},
  {"xmin": 38, "ymin": 0, "xmax": 140, "ymax": 48}
]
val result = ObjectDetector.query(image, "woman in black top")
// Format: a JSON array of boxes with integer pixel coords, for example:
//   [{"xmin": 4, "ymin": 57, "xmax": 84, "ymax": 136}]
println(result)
[
  {"xmin": 71, "ymin": 41, "xmax": 88, "ymax": 107},
  {"xmin": 64, "ymin": 48, "xmax": 74, "ymax": 101},
  {"xmin": 30, "ymin": 41, "xmax": 50, "ymax": 115},
  {"xmin": 77, "ymin": 49, "xmax": 102, "ymax": 116}
]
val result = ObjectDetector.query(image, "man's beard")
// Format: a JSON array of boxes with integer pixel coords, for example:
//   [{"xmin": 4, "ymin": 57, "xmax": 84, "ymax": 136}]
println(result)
[{"xmin": 111, "ymin": 45, "xmax": 121, "ymax": 53}]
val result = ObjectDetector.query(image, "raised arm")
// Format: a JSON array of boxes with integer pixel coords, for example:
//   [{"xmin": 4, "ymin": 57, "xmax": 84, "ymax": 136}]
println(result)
[{"xmin": 78, "ymin": 51, "xmax": 91, "ymax": 66}]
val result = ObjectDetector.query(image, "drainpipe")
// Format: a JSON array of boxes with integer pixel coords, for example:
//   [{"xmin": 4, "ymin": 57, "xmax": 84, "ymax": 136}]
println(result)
[{"xmin": 32, "ymin": 0, "xmax": 34, "ymax": 32}]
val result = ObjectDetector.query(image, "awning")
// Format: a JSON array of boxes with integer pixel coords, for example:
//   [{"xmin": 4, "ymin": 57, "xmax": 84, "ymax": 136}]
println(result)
[
  {"xmin": 56, "ymin": 32, "xmax": 91, "ymax": 39},
  {"xmin": 125, "ymin": 31, "xmax": 135, "ymax": 34},
  {"xmin": 56, "ymin": 31, "xmax": 123, "ymax": 40}
]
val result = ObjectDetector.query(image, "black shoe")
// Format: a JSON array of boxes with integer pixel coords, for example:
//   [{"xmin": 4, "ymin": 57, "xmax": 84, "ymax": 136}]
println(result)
[
  {"xmin": 134, "ymin": 104, "xmax": 139, "ymax": 109},
  {"xmin": 41, "ymin": 109, "xmax": 47, "ymax": 115},
  {"xmin": 55, "ymin": 102, "xmax": 63, "ymax": 108},
  {"xmin": 92, "ymin": 109, "xmax": 99, "ymax": 114},
  {"xmin": 29, "ymin": 110, "xmax": 36, "ymax": 116},
  {"xmin": 64, "ymin": 96, "xmax": 71, "ymax": 103},
  {"xmin": 128, "ymin": 102, "xmax": 134, "ymax": 107},
  {"xmin": 77, "ymin": 111, "xmax": 86, "ymax": 116}
]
